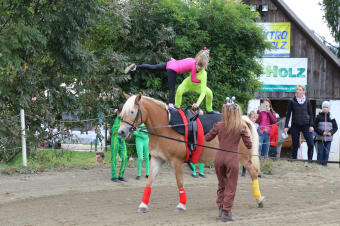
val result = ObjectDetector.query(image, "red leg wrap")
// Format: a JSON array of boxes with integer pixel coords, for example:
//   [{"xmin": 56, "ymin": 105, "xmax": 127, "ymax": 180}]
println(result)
[
  {"xmin": 142, "ymin": 186, "xmax": 152, "ymax": 205},
  {"xmin": 179, "ymin": 188, "xmax": 187, "ymax": 205}
]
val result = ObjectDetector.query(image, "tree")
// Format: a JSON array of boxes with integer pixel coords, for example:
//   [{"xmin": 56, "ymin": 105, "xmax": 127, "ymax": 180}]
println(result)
[
  {"xmin": 1, "ymin": 0, "xmax": 269, "ymax": 162},
  {"xmin": 320, "ymin": 0, "xmax": 340, "ymax": 57},
  {"xmin": 119, "ymin": 0, "xmax": 269, "ymax": 110},
  {"xmin": 0, "ymin": 0, "xmax": 105, "ymax": 162}
]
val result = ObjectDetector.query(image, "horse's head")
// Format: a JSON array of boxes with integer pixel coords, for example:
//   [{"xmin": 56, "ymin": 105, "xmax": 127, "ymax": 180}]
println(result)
[{"xmin": 118, "ymin": 92, "xmax": 144, "ymax": 139}]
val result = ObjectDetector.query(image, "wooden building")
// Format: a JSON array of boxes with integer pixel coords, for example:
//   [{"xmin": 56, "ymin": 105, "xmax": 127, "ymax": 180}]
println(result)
[
  {"xmin": 244, "ymin": 0, "xmax": 340, "ymax": 99},
  {"xmin": 243, "ymin": 0, "xmax": 340, "ymax": 161}
]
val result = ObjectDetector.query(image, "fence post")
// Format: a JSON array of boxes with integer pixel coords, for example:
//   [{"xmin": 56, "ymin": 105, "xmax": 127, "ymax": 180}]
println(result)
[
  {"xmin": 105, "ymin": 123, "xmax": 107, "ymax": 152},
  {"xmin": 20, "ymin": 109, "xmax": 27, "ymax": 166}
]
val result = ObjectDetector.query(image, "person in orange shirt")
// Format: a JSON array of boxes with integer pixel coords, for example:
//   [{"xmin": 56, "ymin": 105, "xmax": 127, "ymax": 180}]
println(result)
[{"xmin": 269, "ymin": 115, "xmax": 279, "ymax": 158}]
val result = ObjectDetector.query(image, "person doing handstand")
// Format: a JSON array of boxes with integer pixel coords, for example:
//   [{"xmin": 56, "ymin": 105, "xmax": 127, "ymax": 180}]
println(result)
[{"xmin": 125, "ymin": 48, "xmax": 210, "ymax": 109}]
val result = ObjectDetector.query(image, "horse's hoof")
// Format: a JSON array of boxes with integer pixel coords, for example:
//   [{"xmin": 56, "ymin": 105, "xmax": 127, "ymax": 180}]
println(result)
[
  {"xmin": 257, "ymin": 196, "xmax": 265, "ymax": 208},
  {"xmin": 138, "ymin": 202, "xmax": 148, "ymax": 213},
  {"xmin": 176, "ymin": 207, "xmax": 185, "ymax": 212},
  {"xmin": 176, "ymin": 203, "xmax": 186, "ymax": 212}
]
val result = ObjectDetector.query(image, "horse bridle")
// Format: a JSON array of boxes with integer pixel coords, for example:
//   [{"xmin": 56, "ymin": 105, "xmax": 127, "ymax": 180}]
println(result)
[{"xmin": 120, "ymin": 101, "xmax": 143, "ymax": 134}]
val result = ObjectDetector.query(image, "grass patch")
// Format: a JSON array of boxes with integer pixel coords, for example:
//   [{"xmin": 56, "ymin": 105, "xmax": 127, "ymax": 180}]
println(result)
[
  {"xmin": 260, "ymin": 158, "xmax": 276, "ymax": 175},
  {"xmin": 0, "ymin": 149, "xmax": 112, "ymax": 175},
  {"xmin": 62, "ymin": 142, "xmax": 94, "ymax": 145},
  {"xmin": 0, "ymin": 148, "xmax": 142, "ymax": 175}
]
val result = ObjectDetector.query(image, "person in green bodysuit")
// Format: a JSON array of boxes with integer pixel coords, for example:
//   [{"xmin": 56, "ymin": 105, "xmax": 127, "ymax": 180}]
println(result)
[
  {"xmin": 175, "ymin": 67, "xmax": 217, "ymax": 179},
  {"xmin": 191, "ymin": 163, "xmax": 206, "ymax": 178},
  {"xmin": 134, "ymin": 123, "xmax": 150, "ymax": 180},
  {"xmin": 174, "ymin": 69, "xmax": 218, "ymax": 114},
  {"xmin": 111, "ymin": 115, "xmax": 128, "ymax": 182}
]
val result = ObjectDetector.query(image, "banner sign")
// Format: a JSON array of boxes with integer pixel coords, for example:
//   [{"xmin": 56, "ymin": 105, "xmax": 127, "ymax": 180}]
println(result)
[
  {"xmin": 258, "ymin": 22, "xmax": 291, "ymax": 57},
  {"xmin": 258, "ymin": 58, "xmax": 308, "ymax": 92}
]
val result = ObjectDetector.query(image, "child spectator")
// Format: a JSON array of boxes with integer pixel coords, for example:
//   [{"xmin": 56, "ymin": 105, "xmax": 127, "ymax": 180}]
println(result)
[
  {"xmin": 269, "ymin": 114, "xmax": 279, "ymax": 158},
  {"xmin": 96, "ymin": 152, "xmax": 105, "ymax": 164},
  {"xmin": 314, "ymin": 101, "xmax": 338, "ymax": 166},
  {"xmin": 256, "ymin": 98, "xmax": 277, "ymax": 158}
]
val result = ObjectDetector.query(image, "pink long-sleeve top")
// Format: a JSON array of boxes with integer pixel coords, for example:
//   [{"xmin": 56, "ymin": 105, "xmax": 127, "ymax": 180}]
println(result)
[
  {"xmin": 166, "ymin": 58, "xmax": 197, "ymax": 77},
  {"xmin": 255, "ymin": 110, "xmax": 277, "ymax": 135}
]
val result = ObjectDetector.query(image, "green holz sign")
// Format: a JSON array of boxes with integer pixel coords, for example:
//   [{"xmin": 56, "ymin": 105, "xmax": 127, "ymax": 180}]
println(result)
[
  {"xmin": 266, "ymin": 66, "xmax": 306, "ymax": 78},
  {"xmin": 259, "ymin": 58, "xmax": 308, "ymax": 92}
]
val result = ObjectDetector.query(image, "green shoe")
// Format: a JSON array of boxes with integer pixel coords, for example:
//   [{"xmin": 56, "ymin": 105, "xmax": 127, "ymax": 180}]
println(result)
[
  {"xmin": 199, "ymin": 173, "xmax": 206, "ymax": 178},
  {"xmin": 118, "ymin": 177, "xmax": 128, "ymax": 182},
  {"xmin": 191, "ymin": 173, "xmax": 199, "ymax": 178}
]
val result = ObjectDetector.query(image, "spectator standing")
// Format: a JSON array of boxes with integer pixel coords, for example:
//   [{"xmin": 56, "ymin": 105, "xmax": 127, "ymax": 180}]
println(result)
[
  {"xmin": 248, "ymin": 110, "xmax": 258, "ymax": 123},
  {"xmin": 256, "ymin": 99, "xmax": 277, "ymax": 158},
  {"xmin": 269, "ymin": 114, "xmax": 279, "ymax": 158},
  {"xmin": 314, "ymin": 101, "xmax": 338, "ymax": 166},
  {"xmin": 284, "ymin": 85, "xmax": 314, "ymax": 160}
]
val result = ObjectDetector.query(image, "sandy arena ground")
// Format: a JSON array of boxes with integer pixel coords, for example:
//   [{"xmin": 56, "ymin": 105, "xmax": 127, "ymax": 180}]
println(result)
[{"xmin": 1, "ymin": 162, "xmax": 340, "ymax": 226}]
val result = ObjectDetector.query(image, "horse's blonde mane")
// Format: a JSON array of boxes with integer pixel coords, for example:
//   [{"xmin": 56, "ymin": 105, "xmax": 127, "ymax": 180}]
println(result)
[
  {"xmin": 120, "ymin": 95, "xmax": 168, "ymax": 117},
  {"xmin": 142, "ymin": 96, "xmax": 168, "ymax": 110}
]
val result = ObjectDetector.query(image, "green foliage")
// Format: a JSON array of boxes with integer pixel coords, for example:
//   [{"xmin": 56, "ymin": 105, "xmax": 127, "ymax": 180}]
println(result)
[
  {"xmin": 1, "ymin": 0, "xmax": 269, "ymax": 161},
  {"xmin": 120, "ymin": 0, "xmax": 268, "ymax": 111},
  {"xmin": 320, "ymin": 0, "xmax": 340, "ymax": 57},
  {"xmin": 198, "ymin": 0, "xmax": 267, "ymax": 110},
  {"xmin": 0, "ymin": 0, "xmax": 114, "ymax": 161}
]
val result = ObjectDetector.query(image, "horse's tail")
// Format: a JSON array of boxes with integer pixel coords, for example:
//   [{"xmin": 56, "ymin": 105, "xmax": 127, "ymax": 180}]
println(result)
[{"xmin": 242, "ymin": 115, "xmax": 260, "ymax": 172}]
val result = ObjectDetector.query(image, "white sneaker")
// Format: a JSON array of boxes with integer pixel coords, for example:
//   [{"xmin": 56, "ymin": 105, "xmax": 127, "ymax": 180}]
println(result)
[{"xmin": 124, "ymin": 64, "xmax": 136, "ymax": 74}]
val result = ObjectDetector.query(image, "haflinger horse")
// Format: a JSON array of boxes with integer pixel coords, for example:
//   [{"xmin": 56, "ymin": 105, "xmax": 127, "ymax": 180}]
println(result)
[{"xmin": 118, "ymin": 93, "xmax": 264, "ymax": 213}]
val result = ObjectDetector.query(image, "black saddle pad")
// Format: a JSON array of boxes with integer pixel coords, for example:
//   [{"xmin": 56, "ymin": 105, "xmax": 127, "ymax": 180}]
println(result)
[{"xmin": 169, "ymin": 109, "xmax": 221, "ymax": 135}]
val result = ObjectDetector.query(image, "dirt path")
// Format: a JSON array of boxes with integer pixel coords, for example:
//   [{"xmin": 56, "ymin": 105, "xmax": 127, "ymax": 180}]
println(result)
[{"xmin": 1, "ymin": 162, "xmax": 340, "ymax": 225}]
